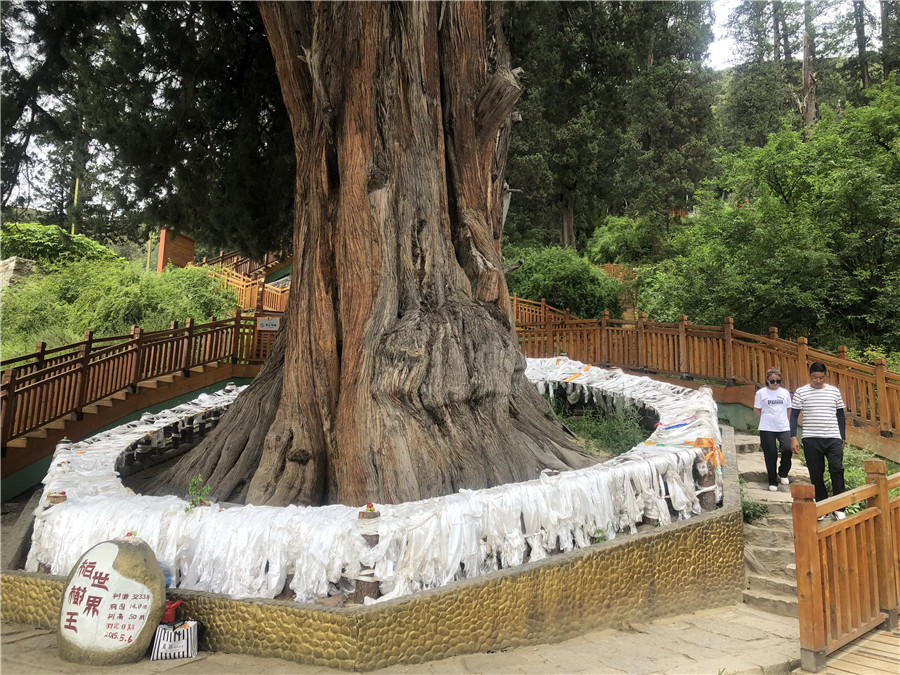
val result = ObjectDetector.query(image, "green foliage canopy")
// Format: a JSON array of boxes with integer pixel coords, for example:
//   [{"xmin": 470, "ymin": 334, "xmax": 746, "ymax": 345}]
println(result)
[
  {"xmin": 1, "ymin": 222, "xmax": 118, "ymax": 264},
  {"xmin": 503, "ymin": 1, "xmax": 717, "ymax": 248},
  {"xmin": 1, "ymin": 260, "xmax": 238, "ymax": 359},
  {"xmin": 2, "ymin": 2, "xmax": 293, "ymax": 255},
  {"xmin": 507, "ymin": 246, "xmax": 622, "ymax": 320},
  {"xmin": 637, "ymin": 78, "xmax": 900, "ymax": 351}
]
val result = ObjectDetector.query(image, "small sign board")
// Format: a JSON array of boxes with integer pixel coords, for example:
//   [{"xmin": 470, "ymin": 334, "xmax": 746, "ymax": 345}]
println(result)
[{"xmin": 257, "ymin": 317, "xmax": 280, "ymax": 331}]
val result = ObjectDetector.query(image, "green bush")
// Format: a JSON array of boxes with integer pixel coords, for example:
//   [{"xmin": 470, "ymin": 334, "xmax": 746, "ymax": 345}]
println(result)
[
  {"xmin": 506, "ymin": 246, "xmax": 623, "ymax": 319},
  {"xmin": 740, "ymin": 478, "xmax": 769, "ymax": 523},
  {"xmin": 0, "ymin": 222, "xmax": 119, "ymax": 264},
  {"xmin": 1, "ymin": 261, "xmax": 238, "ymax": 359},
  {"xmin": 586, "ymin": 216, "xmax": 655, "ymax": 265}
]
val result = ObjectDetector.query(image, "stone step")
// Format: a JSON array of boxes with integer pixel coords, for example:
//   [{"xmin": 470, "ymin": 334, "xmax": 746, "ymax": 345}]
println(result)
[
  {"xmin": 734, "ymin": 433, "xmax": 761, "ymax": 454},
  {"xmin": 742, "ymin": 589, "xmax": 799, "ymax": 618},
  {"xmin": 744, "ymin": 544, "xmax": 796, "ymax": 578},
  {"xmin": 743, "ymin": 486, "xmax": 794, "ymax": 515},
  {"xmin": 746, "ymin": 572, "xmax": 797, "ymax": 597},
  {"xmin": 740, "ymin": 470, "xmax": 811, "ymax": 486},
  {"xmin": 736, "ymin": 449, "xmax": 810, "ymax": 485},
  {"xmin": 743, "ymin": 523, "xmax": 795, "ymax": 548},
  {"xmin": 759, "ymin": 513, "xmax": 795, "ymax": 529}
]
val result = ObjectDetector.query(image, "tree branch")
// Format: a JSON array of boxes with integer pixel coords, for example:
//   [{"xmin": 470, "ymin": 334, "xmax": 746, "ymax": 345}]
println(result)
[{"xmin": 475, "ymin": 68, "xmax": 522, "ymax": 146}]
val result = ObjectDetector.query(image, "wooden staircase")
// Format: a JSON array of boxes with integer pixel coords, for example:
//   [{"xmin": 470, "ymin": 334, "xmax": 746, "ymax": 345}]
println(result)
[{"xmin": 1, "ymin": 361, "xmax": 257, "ymax": 482}]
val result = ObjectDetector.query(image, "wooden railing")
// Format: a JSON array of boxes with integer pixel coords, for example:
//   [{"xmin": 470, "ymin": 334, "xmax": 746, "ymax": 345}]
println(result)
[
  {"xmin": 515, "ymin": 311, "xmax": 900, "ymax": 439},
  {"xmin": 510, "ymin": 295, "xmax": 569, "ymax": 324},
  {"xmin": 196, "ymin": 250, "xmax": 288, "ymax": 278},
  {"xmin": 791, "ymin": 462, "xmax": 900, "ymax": 672},
  {"xmin": 0, "ymin": 313, "xmax": 280, "ymax": 448},
  {"xmin": 4, "ymin": 289, "xmax": 899, "ymax": 450},
  {"xmin": 207, "ymin": 267, "xmax": 290, "ymax": 313}
]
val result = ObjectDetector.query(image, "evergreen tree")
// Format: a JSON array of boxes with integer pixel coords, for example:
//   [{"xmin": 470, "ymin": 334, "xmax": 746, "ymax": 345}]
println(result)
[
  {"xmin": 2, "ymin": 2, "xmax": 294, "ymax": 255},
  {"xmin": 503, "ymin": 1, "xmax": 717, "ymax": 250}
]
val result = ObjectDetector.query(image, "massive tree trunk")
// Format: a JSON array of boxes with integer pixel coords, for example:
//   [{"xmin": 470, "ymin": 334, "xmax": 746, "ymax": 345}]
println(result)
[{"xmin": 162, "ymin": 1, "xmax": 593, "ymax": 507}]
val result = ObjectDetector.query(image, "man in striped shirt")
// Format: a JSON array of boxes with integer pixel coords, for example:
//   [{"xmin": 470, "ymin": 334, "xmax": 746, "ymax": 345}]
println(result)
[{"xmin": 790, "ymin": 362, "xmax": 847, "ymax": 520}]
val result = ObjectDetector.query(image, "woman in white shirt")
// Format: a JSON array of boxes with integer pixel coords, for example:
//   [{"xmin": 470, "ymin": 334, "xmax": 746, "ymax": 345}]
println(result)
[{"xmin": 754, "ymin": 367, "xmax": 795, "ymax": 491}]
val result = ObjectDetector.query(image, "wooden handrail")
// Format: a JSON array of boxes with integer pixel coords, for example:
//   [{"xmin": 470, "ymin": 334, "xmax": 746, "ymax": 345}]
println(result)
[
  {"xmin": 792, "ymin": 461, "xmax": 900, "ymax": 672},
  {"xmin": 0, "ymin": 313, "xmax": 279, "ymax": 446},
  {"xmin": 4, "ymin": 291, "xmax": 900, "ymax": 447}
]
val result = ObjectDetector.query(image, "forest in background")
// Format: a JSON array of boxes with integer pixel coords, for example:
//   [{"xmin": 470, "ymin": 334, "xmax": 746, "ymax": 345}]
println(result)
[{"xmin": 2, "ymin": 0, "xmax": 898, "ymax": 359}]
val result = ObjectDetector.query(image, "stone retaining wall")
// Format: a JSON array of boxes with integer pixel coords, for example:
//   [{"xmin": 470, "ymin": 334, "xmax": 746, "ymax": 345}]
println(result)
[{"xmin": 0, "ymin": 428, "xmax": 742, "ymax": 671}]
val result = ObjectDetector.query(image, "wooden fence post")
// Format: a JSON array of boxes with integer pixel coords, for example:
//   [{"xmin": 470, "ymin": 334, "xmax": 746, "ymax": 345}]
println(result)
[
  {"xmin": 874, "ymin": 358, "xmax": 892, "ymax": 437},
  {"xmin": 512, "ymin": 293, "xmax": 518, "ymax": 322},
  {"xmin": 1, "ymin": 369, "xmax": 17, "ymax": 450},
  {"xmin": 255, "ymin": 278, "xmax": 265, "ymax": 313},
  {"xmin": 128, "ymin": 327, "xmax": 143, "ymax": 393},
  {"xmin": 34, "ymin": 341, "xmax": 47, "ymax": 371},
  {"xmin": 180, "ymin": 318, "xmax": 194, "ymax": 376},
  {"xmin": 637, "ymin": 312, "xmax": 646, "ymax": 371},
  {"xmin": 73, "ymin": 331, "xmax": 93, "ymax": 419},
  {"xmin": 231, "ymin": 309, "xmax": 242, "ymax": 364},
  {"xmin": 541, "ymin": 299, "xmax": 551, "ymax": 358},
  {"xmin": 678, "ymin": 315, "xmax": 689, "ymax": 378},
  {"xmin": 792, "ymin": 483, "xmax": 827, "ymax": 672},
  {"xmin": 798, "ymin": 337, "xmax": 809, "ymax": 380},
  {"xmin": 724, "ymin": 317, "xmax": 735, "ymax": 385},
  {"xmin": 600, "ymin": 311, "xmax": 608, "ymax": 367},
  {"xmin": 866, "ymin": 459, "xmax": 899, "ymax": 629},
  {"xmin": 769, "ymin": 326, "xmax": 779, "ymax": 340}
]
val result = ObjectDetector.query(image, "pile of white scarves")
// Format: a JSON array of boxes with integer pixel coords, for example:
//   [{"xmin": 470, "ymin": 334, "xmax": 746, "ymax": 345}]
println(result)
[{"xmin": 26, "ymin": 358, "xmax": 722, "ymax": 603}]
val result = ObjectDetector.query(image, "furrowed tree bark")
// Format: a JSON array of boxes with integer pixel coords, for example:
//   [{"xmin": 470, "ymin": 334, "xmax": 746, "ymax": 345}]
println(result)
[{"xmin": 163, "ymin": 0, "xmax": 593, "ymax": 507}]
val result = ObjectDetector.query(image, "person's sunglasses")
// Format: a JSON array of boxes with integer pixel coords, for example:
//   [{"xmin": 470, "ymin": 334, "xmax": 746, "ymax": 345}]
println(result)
[{"xmin": 768, "ymin": 379, "xmax": 782, "ymax": 384}]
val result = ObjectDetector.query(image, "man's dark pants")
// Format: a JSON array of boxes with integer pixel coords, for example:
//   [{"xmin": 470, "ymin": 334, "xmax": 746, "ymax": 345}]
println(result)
[{"xmin": 803, "ymin": 437, "xmax": 845, "ymax": 501}]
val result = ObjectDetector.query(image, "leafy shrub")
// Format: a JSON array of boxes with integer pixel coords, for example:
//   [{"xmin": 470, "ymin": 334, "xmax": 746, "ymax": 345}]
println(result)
[
  {"xmin": 740, "ymin": 478, "xmax": 769, "ymax": 523},
  {"xmin": 0, "ymin": 222, "xmax": 119, "ymax": 264},
  {"xmin": 1, "ymin": 261, "xmax": 238, "ymax": 359},
  {"xmin": 586, "ymin": 216, "xmax": 655, "ymax": 265},
  {"xmin": 507, "ymin": 246, "xmax": 623, "ymax": 319}
]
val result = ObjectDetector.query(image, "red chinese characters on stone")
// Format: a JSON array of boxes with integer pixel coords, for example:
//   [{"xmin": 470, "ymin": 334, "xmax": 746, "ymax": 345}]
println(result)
[
  {"xmin": 64, "ymin": 611, "xmax": 78, "ymax": 633},
  {"xmin": 83, "ymin": 595, "xmax": 103, "ymax": 618},
  {"xmin": 77, "ymin": 560, "xmax": 96, "ymax": 579},
  {"xmin": 68, "ymin": 586, "xmax": 87, "ymax": 606}
]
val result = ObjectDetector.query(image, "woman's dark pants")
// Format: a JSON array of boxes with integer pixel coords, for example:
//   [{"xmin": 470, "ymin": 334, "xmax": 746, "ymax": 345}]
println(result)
[{"xmin": 760, "ymin": 430, "xmax": 792, "ymax": 486}]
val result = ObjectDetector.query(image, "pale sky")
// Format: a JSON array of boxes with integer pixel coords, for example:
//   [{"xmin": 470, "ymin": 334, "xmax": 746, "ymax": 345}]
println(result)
[{"xmin": 707, "ymin": 0, "xmax": 740, "ymax": 71}]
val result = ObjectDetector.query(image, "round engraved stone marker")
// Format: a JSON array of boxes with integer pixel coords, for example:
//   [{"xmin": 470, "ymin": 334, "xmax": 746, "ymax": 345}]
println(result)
[{"xmin": 57, "ymin": 538, "xmax": 166, "ymax": 665}]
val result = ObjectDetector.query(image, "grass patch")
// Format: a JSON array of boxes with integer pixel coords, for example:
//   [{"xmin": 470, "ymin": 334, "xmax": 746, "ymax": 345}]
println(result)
[{"xmin": 546, "ymin": 396, "xmax": 651, "ymax": 457}]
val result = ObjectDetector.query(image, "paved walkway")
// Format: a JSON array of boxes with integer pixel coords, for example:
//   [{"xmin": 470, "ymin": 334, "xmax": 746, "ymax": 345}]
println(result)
[{"xmin": 2, "ymin": 604, "xmax": 800, "ymax": 675}]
